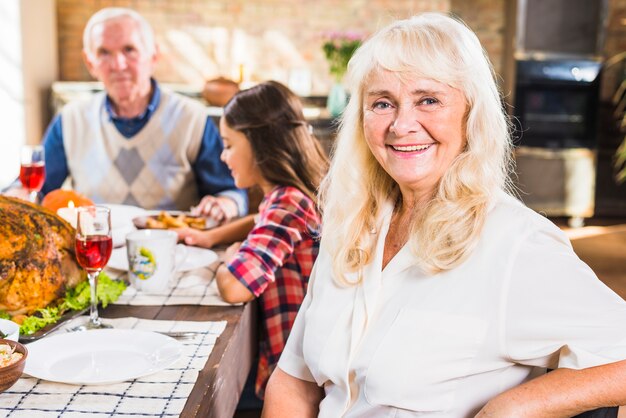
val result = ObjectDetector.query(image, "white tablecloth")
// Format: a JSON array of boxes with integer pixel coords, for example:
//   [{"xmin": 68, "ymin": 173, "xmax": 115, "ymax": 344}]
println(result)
[
  {"xmin": 1, "ymin": 317, "xmax": 227, "ymax": 417},
  {"xmin": 111, "ymin": 267, "xmax": 238, "ymax": 307}
]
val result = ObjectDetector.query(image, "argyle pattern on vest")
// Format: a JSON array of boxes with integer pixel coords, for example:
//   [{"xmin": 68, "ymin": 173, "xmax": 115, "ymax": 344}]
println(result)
[{"xmin": 62, "ymin": 89, "xmax": 208, "ymax": 210}]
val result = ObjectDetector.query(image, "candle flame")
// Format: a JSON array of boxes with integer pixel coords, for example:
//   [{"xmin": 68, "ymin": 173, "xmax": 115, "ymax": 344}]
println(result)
[{"xmin": 68, "ymin": 200, "xmax": 75, "ymax": 209}]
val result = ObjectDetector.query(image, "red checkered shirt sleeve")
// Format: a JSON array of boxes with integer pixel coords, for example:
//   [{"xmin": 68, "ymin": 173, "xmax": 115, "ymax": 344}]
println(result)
[{"xmin": 226, "ymin": 186, "xmax": 320, "ymax": 297}]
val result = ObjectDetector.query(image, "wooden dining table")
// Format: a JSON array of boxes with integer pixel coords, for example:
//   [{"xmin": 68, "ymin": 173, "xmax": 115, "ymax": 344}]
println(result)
[
  {"xmin": 99, "ymin": 236, "xmax": 257, "ymax": 418},
  {"xmin": 96, "ymin": 251, "xmax": 258, "ymax": 418},
  {"xmin": 3, "ymin": 254, "xmax": 257, "ymax": 418},
  {"xmin": 101, "ymin": 300, "xmax": 257, "ymax": 418},
  {"xmin": 102, "ymin": 214, "xmax": 257, "ymax": 417}
]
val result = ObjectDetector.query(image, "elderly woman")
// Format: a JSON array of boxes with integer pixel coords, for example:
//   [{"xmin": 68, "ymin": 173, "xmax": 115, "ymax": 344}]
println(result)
[{"xmin": 262, "ymin": 12, "xmax": 626, "ymax": 418}]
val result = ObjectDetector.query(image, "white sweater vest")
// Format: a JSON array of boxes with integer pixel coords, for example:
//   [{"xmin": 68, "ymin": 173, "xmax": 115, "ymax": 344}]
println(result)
[{"xmin": 62, "ymin": 89, "xmax": 208, "ymax": 210}]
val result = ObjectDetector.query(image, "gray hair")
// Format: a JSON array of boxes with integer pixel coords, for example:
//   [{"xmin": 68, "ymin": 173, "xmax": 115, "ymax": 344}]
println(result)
[{"xmin": 82, "ymin": 7, "xmax": 156, "ymax": 56}]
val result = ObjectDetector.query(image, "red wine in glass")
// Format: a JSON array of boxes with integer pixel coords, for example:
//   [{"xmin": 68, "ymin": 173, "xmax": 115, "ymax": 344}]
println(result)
[
  {"xmin": 19, "ymin": 163, "xmax": 45, "ymax": 192},
  {"xmin": 19, "ymin": 145, "xmax": 45, "ymax": 203},
  {"xmin": 73, "ymin": 206, "xmax": 113, "ymax": 330},
  {"xmin": 76, "ymin": 235, "xmax": 112, "ymax": 272}
]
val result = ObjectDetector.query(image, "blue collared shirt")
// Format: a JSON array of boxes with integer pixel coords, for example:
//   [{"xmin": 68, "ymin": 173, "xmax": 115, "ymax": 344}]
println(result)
[{"xmin": 41, "ymin": 80, "xmax": 248, "ymax": 215}]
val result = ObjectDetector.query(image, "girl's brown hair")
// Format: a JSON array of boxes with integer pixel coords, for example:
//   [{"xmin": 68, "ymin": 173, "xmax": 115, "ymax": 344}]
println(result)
[{"xmin": 222, "ymin": 81, "xmax": 329, "ymax": 203}]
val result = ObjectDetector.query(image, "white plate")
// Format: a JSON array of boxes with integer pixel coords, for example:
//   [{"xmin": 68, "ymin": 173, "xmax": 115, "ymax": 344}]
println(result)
[
  {"xmin": 103, "ymin": 204, "xmax": 148, "ymax": 229},
  {"xmin": 103, "ymin": 204, "xmax": 148, "ymax": 248},
  {"xmin": 111, "ymin": 225, "xmax": 135, "ymax": 248},
  {"xmin": 107, "ymin": 244, "xmax": 218, "ymax": 272},
  {"xmin": 0, "ymin": 318, "xmax": 19, "ymax": 341},
  {"xmin": 23, "ymin": 329, "xmax": 182, "ymax": 385}
]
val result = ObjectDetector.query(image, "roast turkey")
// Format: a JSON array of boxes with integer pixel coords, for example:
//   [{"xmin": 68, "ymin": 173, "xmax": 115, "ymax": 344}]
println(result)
[{"xmin": 0, "ymin": 196, "xmax": 85, "ymax": 316}]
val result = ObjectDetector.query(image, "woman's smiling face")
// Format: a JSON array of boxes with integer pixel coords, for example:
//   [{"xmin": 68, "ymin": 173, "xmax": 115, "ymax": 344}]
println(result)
[{"xmin": 362, "ymin": 70, "xmax": 468, "ymax": 200}]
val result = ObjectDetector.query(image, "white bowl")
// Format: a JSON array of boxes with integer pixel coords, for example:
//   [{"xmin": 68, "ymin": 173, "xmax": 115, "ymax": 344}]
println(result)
[{"xmin": 0, "ymin": 319, "xmax": 19, "ymax": 341}]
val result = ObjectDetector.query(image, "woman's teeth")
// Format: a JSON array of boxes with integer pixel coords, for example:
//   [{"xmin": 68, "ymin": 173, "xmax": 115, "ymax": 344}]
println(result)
[{"xmin": 391, "ymin": 144, "xmax": 431, "ymax": 152}]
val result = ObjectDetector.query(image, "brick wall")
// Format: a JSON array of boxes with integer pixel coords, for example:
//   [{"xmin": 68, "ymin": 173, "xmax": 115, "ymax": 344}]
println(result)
[
  {"xmin": 56, "ymin": 0, "xmax": 626, "ymax": 96},
  {"xmin": 451, "ymin": 0, "xmax": 505, "ymax": 75},
  {"xmin": 56, "ymin": 0, "xmax": 510, "ymax": 94}
]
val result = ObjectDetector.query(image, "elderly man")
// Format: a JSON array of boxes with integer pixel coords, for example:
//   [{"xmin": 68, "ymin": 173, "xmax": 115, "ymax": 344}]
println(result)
[{"xmin": 39, "ymin": 7, "xmax": 246, "ymax": 220}]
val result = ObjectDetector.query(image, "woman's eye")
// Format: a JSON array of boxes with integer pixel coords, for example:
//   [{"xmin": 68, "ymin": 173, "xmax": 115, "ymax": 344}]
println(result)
[
  {"xmin": 420, "ymin": 97, "xmax": 439, "ymax": 106},
  {"xmin": 371, "ymin": 101, "xmax": 394, "ymax": 114}
]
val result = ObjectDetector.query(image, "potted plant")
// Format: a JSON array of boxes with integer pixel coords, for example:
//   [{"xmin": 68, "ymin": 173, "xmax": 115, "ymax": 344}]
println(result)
[
  {"xmin": 322, "ymin": 31, "xmax": 363, "ymax": 117},
  {"xmin": 616, "ymin": 134, "xmax": 626, "ymax": 183},
  {"xmin": 609, "ymin": 52, "xmax": 626, "ymax": 183}
]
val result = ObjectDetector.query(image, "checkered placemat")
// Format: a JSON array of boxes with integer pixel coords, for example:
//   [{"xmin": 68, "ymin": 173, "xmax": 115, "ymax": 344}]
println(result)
[
  {"xmin": 109, "ymin": 266, "xmax": 239, "ymax": 307},
  {"xmin": 0, "ymin": 317, "xmax": 227, "ymax": 417}
]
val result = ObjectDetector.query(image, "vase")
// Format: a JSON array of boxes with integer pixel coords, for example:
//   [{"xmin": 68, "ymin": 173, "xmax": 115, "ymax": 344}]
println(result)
[{"xmin": 326, "ymin": 82, "xmax": 348, "ymax": 118}]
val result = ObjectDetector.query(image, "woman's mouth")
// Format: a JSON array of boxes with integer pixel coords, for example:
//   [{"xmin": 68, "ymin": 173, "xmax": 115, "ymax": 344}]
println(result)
[{"xmin": 390, "ymin": 144, "xmax": 432, "ymax": 153}]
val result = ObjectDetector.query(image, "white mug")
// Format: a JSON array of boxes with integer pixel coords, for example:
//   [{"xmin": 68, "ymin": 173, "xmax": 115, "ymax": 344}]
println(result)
[{"xmin": 126, "ymin": 229, "xmax": 183, "ymax": 293}]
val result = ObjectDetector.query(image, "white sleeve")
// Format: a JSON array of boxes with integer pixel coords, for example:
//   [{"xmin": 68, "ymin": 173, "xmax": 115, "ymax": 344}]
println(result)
[
  {"xmin": 504, "ymin": 226, "xmax": 626, "ymax": 370},
  {"xmin": 277, "ymin": 259, "xmax": 318, "ymax": 382}
]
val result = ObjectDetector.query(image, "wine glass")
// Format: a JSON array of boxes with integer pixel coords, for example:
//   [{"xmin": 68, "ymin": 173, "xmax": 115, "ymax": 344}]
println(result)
[
  {"xmin": 19, "ymin": 145, "xmax": 46, "ymax": 203},
  {"xmin": 74, "ymin": 206, "xmax": 113, "ymax": 330}
]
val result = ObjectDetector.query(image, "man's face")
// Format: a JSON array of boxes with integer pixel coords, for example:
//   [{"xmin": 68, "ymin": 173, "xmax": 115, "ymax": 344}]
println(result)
[{"xmin": 83, "ymin": 17, "xmax": 156, "ymax": 106}]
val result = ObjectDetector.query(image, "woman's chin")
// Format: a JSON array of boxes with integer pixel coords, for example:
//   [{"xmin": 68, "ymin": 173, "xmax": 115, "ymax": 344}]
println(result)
[{"xmin": 234, "ymin": 178, "xmax": 253, "ymax": 189}]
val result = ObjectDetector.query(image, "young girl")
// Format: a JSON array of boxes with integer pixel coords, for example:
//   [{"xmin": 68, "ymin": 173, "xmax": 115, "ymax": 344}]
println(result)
[{"xmin": 177, "ymin": 81, "xmax": 328, "ymax": 400}]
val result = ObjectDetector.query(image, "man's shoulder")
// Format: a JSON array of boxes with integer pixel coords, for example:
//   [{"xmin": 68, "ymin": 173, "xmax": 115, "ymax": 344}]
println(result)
[
  {"xmin": 159, "ymin": 88, "xmax": 208, "ymax": 115},
  {"xmin": 61, "ymin": 91, "xmax": 106, "ymax": 116}
]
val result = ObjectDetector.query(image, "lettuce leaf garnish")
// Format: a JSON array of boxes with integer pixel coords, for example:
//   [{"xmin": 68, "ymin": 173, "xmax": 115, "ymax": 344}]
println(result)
[{"xmin": 18, "ymin": 273, "xmax": 127, "ymax": 336}]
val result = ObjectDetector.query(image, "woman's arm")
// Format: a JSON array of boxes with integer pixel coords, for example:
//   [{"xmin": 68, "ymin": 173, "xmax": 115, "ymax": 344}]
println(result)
[
  {"xmin": 176, "ymin": 214, "xmax": 255, "ymax": 248},
  {"xmin": 262, "ymin": 367, "xmax": 323, "ymax": 418},
  {"xmin": 214, "ymin": 243, "xmax": 255, "ymax": 303},
  {"xmin": 476, "ymin": 359, "xmax": 626, "ymax": 418}
]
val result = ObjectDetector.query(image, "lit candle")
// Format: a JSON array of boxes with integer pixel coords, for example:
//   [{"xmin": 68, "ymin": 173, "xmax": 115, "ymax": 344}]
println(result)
[{"xmin": 57, "ymin": 200, "xmax": 77, "ymax": 228}]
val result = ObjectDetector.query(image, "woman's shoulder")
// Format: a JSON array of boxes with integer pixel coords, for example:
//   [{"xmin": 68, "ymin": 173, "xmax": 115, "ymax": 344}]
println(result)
[
  {"xmin": 484, "ymin": 190, "xmax": 570, "ymax": 246},
  {"xmin": 262, "ymin": 186, "xmax": 317, "ymax": 213},
  {"xmin": 259, "ymin": 186, "xmax": 321, "ymax": 228}
]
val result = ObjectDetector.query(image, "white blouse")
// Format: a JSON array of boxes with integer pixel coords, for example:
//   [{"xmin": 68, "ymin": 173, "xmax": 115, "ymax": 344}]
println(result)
[{"xmin": 279, "ymin": 192, "xmax": 626, "ymax": 418}]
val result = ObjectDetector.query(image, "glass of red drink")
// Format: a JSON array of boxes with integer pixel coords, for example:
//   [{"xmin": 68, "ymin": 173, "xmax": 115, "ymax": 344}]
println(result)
[
  {"xmin": 19, "ymin": 145, "xmax": 46, "ymax": 203},
  {"xmin": 74, "ymin": 206, "xmax": 113, "ymax": 330}
]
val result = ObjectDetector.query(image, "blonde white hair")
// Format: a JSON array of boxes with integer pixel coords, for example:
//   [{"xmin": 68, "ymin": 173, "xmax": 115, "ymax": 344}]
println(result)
[
  {"xmin": 320, "ymin": 12, "xmax": 514, "ymax": 283},
  {"xmin": 82, "ymin": 7, "xmax": 156, "ymax": 56}
]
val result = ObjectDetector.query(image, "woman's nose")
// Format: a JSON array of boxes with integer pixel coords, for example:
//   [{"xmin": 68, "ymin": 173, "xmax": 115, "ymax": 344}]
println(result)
[{"xmin": 389, "ymin": 105, "xmax": 421, "ymax": 136}]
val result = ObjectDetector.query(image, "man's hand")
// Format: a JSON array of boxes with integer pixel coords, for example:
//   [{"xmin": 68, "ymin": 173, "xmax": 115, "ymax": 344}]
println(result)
[{"xmin": 192, "ymin": 195, "xmax": 238, "ymax": 223}]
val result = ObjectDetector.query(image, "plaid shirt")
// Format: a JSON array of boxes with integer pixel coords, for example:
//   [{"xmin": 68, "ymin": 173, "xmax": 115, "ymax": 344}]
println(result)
[{"xmin": 227, "ymin": 186, "xmax": 321, "ymax": 398}]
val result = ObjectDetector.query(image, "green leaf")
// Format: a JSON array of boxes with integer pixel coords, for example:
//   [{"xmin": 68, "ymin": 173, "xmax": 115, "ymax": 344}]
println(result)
[
  {"xmin": 615, "ymin": 138, "xmax": 626, "ymax": 184},
  {"xmin": 19, "ymin": 307, "xmax": 61, "ymax": 336},
  {"xmin": 18, "ymin": 273, "xmax": 127, "ymax": 335},
  {"xmin": 322, "ymin": 36, "xmax": 362, "ymax": 80},
  {"xmin": 96, "ymin": 273, "xmax": 127, "ymax": 308}
]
